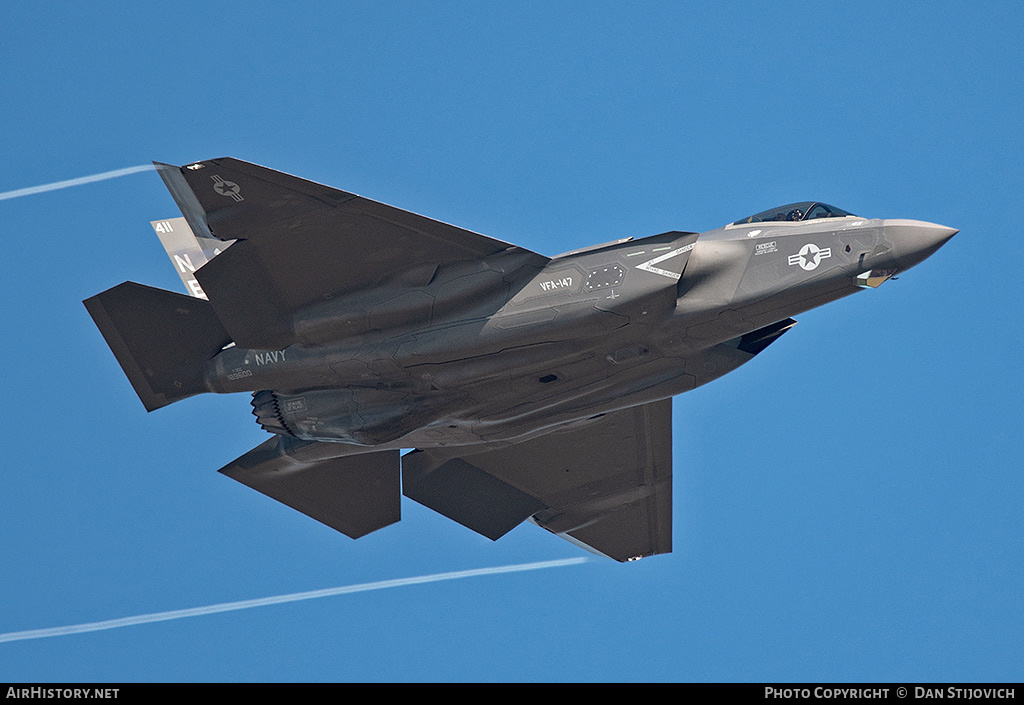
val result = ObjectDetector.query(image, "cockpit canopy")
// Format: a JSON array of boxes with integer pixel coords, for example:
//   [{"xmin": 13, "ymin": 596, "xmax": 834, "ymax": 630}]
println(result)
[{"xmin": 732, "ymin": 202, "xmax": 857, "ymax": 225}]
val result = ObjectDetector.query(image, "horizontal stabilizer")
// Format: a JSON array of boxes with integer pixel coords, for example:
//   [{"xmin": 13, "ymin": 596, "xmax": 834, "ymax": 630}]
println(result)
[
  {"xmin": 83, "ymin": 282, "xmax": 231, "ymax": 411},
  {"xmin": 219, "ymin": 437, "xmax": 401, "ymax": 539}
]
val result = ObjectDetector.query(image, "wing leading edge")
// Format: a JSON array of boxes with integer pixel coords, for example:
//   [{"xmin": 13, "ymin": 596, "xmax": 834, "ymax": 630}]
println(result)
[{"xmin": 402, "ymin": 398, "xmax": 673, "ymax": 561}]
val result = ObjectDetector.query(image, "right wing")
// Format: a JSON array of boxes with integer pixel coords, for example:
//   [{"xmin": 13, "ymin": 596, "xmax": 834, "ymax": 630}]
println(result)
[
  {"xmin": 155, "ymin": 158, "xmax": 546, "ymax": 350},
  {"xmin": 214, "ymin": 399, "xmax": 672, "ymax": 558},
  {"xmin": 402, "ymin": 399, "xmax": 673, "ymax": 562}
]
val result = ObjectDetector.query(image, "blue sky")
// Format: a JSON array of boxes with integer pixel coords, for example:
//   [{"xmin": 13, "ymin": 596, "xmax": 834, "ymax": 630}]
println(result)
[{"xmin": 1, "ymin": 1, "xmax": 1021, "ymax": 682}]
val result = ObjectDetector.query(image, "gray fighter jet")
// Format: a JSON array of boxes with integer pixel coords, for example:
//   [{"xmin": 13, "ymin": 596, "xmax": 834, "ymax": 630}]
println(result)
[{"xmin": 84, "ymin": 158, "xmax": 956, "ymax": 561}]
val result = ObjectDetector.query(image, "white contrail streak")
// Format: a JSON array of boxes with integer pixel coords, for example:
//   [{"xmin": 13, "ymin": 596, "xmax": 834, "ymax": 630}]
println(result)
[
  {"xmin": 0, "ymin": 557, "xmax": 589, "ymax": 645},
  {"xmin": 0, "ymin": 164, "xmax": 155, "ymax": 201}
]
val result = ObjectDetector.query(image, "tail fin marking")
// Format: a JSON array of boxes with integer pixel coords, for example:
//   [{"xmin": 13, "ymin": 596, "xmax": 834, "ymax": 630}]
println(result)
[{"xmin": 151, "ymin": 216, "xmax": 233, "ymax": 299}]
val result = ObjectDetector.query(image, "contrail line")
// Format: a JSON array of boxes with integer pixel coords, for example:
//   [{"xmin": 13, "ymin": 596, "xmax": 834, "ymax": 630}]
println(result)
[
  {"xmin": 0, "ymin": 164, "xmax": 155, "ymax": 201},
  {"xmin": 0, "ymin": 557, "xmax": 590, "ymax": 644}
]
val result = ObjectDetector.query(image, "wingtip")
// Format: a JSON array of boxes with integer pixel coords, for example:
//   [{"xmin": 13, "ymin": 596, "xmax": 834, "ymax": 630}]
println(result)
[{"xmin": 154, "ymin": 157, "xmax": 245, "ymax": 172}]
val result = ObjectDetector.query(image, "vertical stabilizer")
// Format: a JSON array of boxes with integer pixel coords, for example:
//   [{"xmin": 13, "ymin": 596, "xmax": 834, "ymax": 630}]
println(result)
[{"xmin": 150, "ymin": 216, "xmax": 232, "ymax": 299}]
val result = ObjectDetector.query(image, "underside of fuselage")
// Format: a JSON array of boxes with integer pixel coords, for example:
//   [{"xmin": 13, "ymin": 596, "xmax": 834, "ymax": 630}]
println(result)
[{"xmin": 84, "ymin": 159, "xmax": 955, "ymax": 561}]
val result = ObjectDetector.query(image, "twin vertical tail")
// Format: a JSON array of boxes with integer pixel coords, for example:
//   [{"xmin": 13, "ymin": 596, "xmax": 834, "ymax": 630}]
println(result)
[
  {"xmin": 84, "ymin": 157, "xmax": 243, "ymax": 412},
  {"xmin": 150, "ymin": 216, "xmax": 232, "ymax": 300}
]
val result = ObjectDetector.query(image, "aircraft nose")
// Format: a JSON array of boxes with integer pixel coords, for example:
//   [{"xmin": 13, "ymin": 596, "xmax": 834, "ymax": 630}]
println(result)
[{"xmin": 883, "ymin": 220, "xmax": 958, "ymax": 270}]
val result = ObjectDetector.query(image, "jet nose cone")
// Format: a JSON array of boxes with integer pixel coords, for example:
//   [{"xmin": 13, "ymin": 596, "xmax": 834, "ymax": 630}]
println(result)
[
  {"xmin": 918, "ymin": 222, "xmax": 959, "ymax": 246},
  {"xmin": 883, "ymin": 219, "xmax": 958, "ymax": 270}
]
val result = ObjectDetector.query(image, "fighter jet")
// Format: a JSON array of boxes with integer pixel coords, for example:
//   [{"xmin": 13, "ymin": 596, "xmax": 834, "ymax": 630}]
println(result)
[{"xmin": 84, "ymin": 158, "xmax": 956, "ymax": 561}]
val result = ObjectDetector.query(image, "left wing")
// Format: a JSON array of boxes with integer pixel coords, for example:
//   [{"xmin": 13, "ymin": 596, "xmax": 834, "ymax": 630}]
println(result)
[
  {"xmin": 155, "ymin": 158, "xmax": 546, "ymax": 350},
  {"xmin": 402, "ymin": 399, "xmax": 673, "ymax": 561}
]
